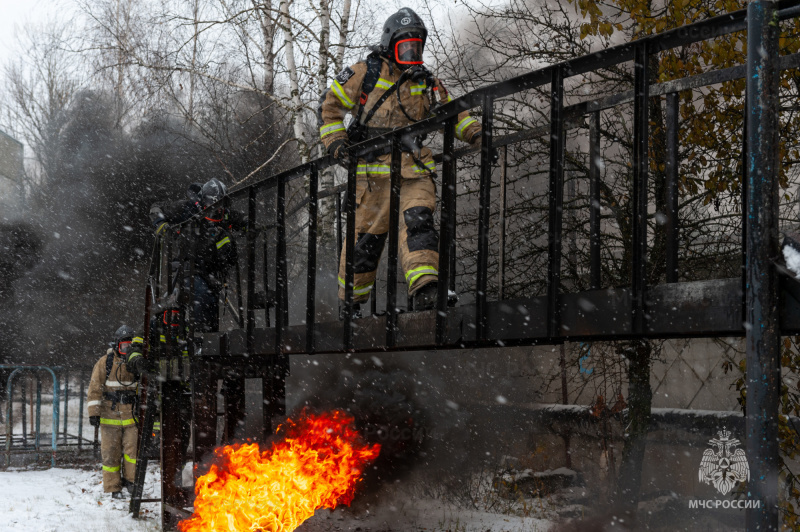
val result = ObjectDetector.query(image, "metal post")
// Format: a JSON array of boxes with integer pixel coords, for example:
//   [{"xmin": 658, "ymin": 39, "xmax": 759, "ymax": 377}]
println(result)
[
  {"xmin": 5, "ymin": 374, "xmax": 11, "ymax": 466},
  {"xmin": 21, "ymin": 377, "xmax": 27, "ymax": 447},
  {"xmin": 162, "ymin": 380, "xmax": 187, "ymax": 519},
  {"xmin": 234, "ymin": 215, "xmax": 245, "ymax": 330},
  {"xmin": 261, "ymin": 368, "xmax": 272, "ymax": 440},
  {"xmin": 589, "ymin": 111, "xmax": 602, "ymax": 290},
  {"xmin": 5, "ymin": 371, "xmax": 13, "ymax": 466},
  {"xmin": 35, "ymin": 377, "xmax": 41, "ymax": 458},
  {"xmin": 387, "ymin": 134, "xmax": 402, "ymax": 347},
  {"xmin": 745, "ymin": 2, "xmax": 780, "ymax": 529},
  {"xmin": 51, "ymin": 370, "xmax": 59, "ymax": 467},
  {"xmin": 498, "ymin": 145, "xmax": 508, "ymax": 300},
  {"xmin": 276, "ymin": 175, "xmax": 287, "ymax": 352},
  {"xmin": 336, "ymin": 191, "xmax": 343, "ymax": 262},
  {"xmin": 78, "ymin": 369, "xmax": 85, "ymax": 452},
  {"xmin": 187, "ymin": 220, "xmax": 199, "ymax": 350},
  {"xmin": 449, "ymin": 222, "xmax": 457, "ymax": 294},
  {"xmin": 437, "ymin": 118, "xmax": 457, "ymax": 344},
  {"xmin": 306, "ymin": 165, "xmax": 319, "ymax": 353},
  {"xmin": 632, "ymin": 42, "xmax": 649, "ymax": 335},
  {"xmin": 192, "ymin": 360, "xmax": 217, "ymax": 475},
  {"xmin": 742, "ymin": 89, "xmax": 749, "ymax": 328},
  {"xmin": 343, "ymin": 157, "xmax": 358, "ymax": 351},
  {"xmin": 560, "ymin": 343, "xmax": 571, "ymax": 468},
  {"xmin": 246, "ymin": 187, "xmax": 257, "ymax": 353},
  {"xmin": 476, "ymin": 93, "xmax": 495, "ymax": 341},
  {"xmin": 548, "ymin": 66, "xmax": 565, "ymax": 338},
  {"xmin": 263, "ymin": 232, "xmax": 271, "ymax": 328},
  {"xmin": 62, "ymin": 370, "xmax": 69, "ymax": 444},
  {"xmin": 567, "ymin": 172, "xmax": 578, "ymax": 277},
  {"xmin": 665, "ymin": 92, "xmax": 680, "ymax": 284}
]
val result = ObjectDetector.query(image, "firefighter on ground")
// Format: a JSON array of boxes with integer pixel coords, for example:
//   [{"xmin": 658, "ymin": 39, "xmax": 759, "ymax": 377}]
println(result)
[
  {"xmin": 318, "ymin": 7, "xmax": 484, "ymax": 315},
  {"xmin": 149, "ymin": 178, "xmax": 247, "ymax": 332},
  {"xmin": 87, "ymin": 325, "xmax": 142, "ymax": 499}
]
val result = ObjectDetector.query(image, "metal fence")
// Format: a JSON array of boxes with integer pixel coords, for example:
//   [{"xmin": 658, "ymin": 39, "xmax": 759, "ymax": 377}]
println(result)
[{"xmin": 1, "ymin": 366, "xmax": 96, "ymax": 467}]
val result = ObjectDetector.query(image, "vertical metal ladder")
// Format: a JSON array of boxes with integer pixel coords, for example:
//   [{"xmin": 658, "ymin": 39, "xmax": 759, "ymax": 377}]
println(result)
[{"xmin": 129, "ymin": 380, "xmax": 161, "ymax": 517}]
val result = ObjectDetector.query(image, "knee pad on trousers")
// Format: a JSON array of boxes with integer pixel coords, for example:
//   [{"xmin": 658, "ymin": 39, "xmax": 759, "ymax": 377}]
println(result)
[
  {"xmin": 404, "ymin": 207, "xmax": 438, "ymax": 252},
  {"xmin": 354, "ymin": 232, "xmax": 388, "ymax": 273}
]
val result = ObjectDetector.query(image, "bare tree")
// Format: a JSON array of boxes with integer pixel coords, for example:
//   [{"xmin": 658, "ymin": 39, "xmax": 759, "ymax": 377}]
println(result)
[{"xmin": 1, "ymin": 21, "xmax": 84, "ymax": 198}]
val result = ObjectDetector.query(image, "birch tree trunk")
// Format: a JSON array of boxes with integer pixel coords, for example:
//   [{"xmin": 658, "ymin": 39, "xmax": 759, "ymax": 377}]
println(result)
[
  {"xmin": 114, "ymin": 0, "xmax": 127, "ymax": 125},
  {"xmin": 317, "ymin": 0, "xmax": 330, "ymax": 98},
  {"xmin": 335, "ymin": 0, "xmax": 352, "ymax": 72},
  {"xmin": 254, "ymin": 0, "xmax": 276, "ymax": 93},
  {"xmin": 189, "ymin": 0, "xmax": 200, "ymax": 121},
  {"xmin": 279, "ymin": 0, "xmax": 309, "ymax": 161}
]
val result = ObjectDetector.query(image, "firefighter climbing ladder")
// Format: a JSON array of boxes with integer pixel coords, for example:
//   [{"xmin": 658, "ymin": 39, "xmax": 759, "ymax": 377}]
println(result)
[{"xmin": 135, "ymin": 2, "xmax": 800, "ymax": 530}]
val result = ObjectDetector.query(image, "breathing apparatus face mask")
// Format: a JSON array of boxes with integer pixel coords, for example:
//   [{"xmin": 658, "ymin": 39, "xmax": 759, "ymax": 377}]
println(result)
[
  {"xmin": 393, "ymin": 37, "xmax": 424, "ymax": 66},
  {"xmin": 163, "ymin": 310, "xmax": 180, "ymax": 328},
  {"xmin": 117, "ymin": 340, "xmax": 132, "ymax": 355},
  {"xmin": 204, "ymin": 207, "xmax": 225, "ymax": 223}
]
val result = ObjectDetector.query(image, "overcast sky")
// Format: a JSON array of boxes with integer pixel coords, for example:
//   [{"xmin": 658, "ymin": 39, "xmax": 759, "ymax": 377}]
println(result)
[
  {"xmin": 0, "ymin": 1, "xmax": 55, "ymax": 66},
  {"xmin": 0, "ymin": 0, "xmax": 472, "ymax": 67}
]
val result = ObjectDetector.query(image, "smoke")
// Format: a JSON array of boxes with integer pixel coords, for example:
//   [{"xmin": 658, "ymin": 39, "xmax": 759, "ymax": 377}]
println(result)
[
  {"xmin": 0, "ymin": 222, "xmax": 42, "ymax": 370},
  {"xmin": 297, "ymin": 357, "xmax": 428, "ymax": 480},
  {"xmin": 9, "ymin": 88, "xmax": 293, "ymax": 368}
]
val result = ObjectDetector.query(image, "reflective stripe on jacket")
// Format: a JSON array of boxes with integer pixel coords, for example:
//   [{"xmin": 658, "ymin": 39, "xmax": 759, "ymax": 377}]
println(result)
[
  {"xmin": 87, "ymin": 349, "xmax": 138, "ymax": 420},
  {"xmin": 318, "ymin": 56, "xmax": 481, "ymax": 150}
]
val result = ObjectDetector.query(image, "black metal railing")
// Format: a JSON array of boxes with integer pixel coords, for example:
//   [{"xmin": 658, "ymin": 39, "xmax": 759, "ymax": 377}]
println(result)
[{"xmin": 141, "ymin": 0, "xmax": 800, "ymax": 359}]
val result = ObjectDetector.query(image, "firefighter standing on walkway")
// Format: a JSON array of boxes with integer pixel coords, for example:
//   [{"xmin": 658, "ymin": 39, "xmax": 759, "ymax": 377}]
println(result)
[
  {"xmin": 87, "ymin": 325, "xmax": 141, "ymax": 499},
  {"xmin": 318, "ymin": 7, "xmax": 483, "ymax": 315}
]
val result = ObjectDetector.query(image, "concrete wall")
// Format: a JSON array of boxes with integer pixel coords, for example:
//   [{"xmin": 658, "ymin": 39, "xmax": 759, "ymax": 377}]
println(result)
[{"xmin": 0, "ymin": 129, "xmax": 23, "ymax": 220}]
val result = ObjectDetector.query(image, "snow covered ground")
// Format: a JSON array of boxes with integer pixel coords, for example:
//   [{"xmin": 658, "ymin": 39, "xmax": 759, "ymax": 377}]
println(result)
[
  {"xmin": 2, "ymin": 382, "xmax": 554, "ymax": 532},
  {"xmin": 0, "ymin": 464, "xmax": 162, "ymax": 532}
]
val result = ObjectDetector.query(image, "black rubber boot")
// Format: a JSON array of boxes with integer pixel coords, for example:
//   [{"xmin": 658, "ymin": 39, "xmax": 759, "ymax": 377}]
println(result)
[
  {"xmin": 413, "ymin": 282, "xmax": 438, "ymax": 311},
  {"xmin": 111, "ymin": 491, "xmax": 126, "ymax": 500},
  {"xmin": 121, "ymin": 478, "xmax": 134, "ymax": 496},
  {"xmin": 339, "ymin": 303, "xmax": 362, "ymax": 321}
]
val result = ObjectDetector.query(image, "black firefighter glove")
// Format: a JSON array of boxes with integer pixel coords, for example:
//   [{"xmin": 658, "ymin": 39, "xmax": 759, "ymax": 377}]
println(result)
[
  {"xmin": 469, "ymin": 133, "xmax": 500, "ymax": 164},
  {"xmin": 125, "ymin": 338, "xmax": 147, "ymax": 376},
  {"xmin": 90, "ymin": 416, "xmax": 100, "ymax": 427},
  {"xmin": 328, "ymin": 138, "xmax": 351, "ymax": 169}
]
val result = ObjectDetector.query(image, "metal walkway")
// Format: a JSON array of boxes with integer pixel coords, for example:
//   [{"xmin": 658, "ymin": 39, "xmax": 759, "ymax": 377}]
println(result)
[{"xmin": 137, "ymin": 2, "xmax": 800, "ymax": 529}]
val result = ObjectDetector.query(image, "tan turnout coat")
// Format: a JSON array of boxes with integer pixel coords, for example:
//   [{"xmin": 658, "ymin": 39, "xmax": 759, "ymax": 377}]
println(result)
[
  {"xmin": 87, "ymin": 349, "xmax": 139, "ymax": 492},
  {"xmin": 319, "ymin": 56, "xmax": 481, "ymax": 300}
]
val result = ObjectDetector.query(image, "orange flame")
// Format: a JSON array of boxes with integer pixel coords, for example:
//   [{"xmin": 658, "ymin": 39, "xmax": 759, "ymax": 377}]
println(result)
[{"xmin": 178, "ymin": 410, "xmax": 380, "ymax": 532}]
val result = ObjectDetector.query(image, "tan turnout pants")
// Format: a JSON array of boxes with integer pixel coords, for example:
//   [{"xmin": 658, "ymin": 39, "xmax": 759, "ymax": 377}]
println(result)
[
  {"xmin": 100, "ymin": 405, "xmax": 138, "ymax": 493},
  {"xmin": 338, "ymin": 150, "xmax": 439, "ymax": 303}
]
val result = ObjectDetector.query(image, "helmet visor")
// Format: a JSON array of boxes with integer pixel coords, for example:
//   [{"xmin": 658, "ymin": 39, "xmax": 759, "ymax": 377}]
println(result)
[
  {"xmin": 204, "ymin": 207, "xmax": 225, "ymax": 223},
  {"xmin": 163, "ymin": 310, "xmax": 180, "ymax": 327},
  {"xmin": 394, "ymin": 38, "xmax": 424, "ymax": 65}
]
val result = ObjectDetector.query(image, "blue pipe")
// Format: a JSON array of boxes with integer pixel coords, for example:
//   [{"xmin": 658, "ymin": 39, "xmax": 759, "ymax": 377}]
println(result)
[{"xmin": 35, "ymin": 377, "xmax": 42, "ymax": 457}]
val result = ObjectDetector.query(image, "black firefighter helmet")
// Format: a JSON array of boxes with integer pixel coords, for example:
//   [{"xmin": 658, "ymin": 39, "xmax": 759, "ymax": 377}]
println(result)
[
  {"xmin": 200, "ymin": 178, "xmax": 228, "ymax": 209},
  {"xmin": 113, "ymin": 325, "xmax": 135, "ymax": 355},
  {"xmin": 380, "ymin": 8, "xmax": 427, "ymax": 67}
]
